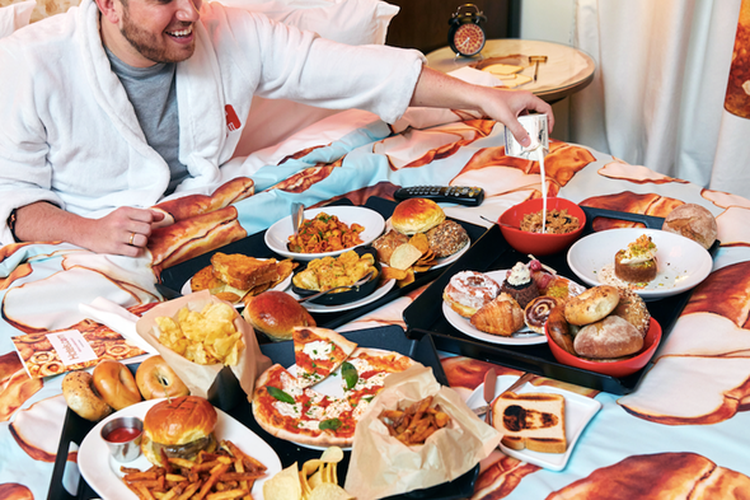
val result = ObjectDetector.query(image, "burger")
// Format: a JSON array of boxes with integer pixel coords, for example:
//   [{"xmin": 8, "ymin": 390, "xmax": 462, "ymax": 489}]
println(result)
[{"xmin": 141, "ymin": 395, "xmax": 218, "ymax": 466}]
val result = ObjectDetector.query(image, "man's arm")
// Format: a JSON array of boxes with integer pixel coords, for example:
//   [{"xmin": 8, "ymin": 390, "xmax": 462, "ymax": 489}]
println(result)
[
  {"xmin": 12, "ymin": 201, "xmax": 165, "ymax": 257},
  {"xmin": 410, "ymin": 66, "xmax": 554, "ymax": 147}
]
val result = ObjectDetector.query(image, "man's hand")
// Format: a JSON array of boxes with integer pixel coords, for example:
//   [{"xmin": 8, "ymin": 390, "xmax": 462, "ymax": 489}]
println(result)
[
  {"xmin": 409, "ymin": 66, "xmax": 554, "ymax": 146},
  {"xmin": 13, "ymin": 202, "xmax": 166, "ymax": 257}
]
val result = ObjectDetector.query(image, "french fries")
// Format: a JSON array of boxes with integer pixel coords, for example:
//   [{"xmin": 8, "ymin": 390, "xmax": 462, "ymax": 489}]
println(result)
[
  {"xmin": 378, "ymin": 396, "xmax": 451, "ymax": 446},
  {"xmin": 120, "ymin": 440, "xmax": 266, "ymax": 500}
]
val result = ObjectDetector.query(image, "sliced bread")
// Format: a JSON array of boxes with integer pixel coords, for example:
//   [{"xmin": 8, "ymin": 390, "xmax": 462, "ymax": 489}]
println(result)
[{"xmin": 491, "ymin": 391, "xmax": 567, "ymax": 454}]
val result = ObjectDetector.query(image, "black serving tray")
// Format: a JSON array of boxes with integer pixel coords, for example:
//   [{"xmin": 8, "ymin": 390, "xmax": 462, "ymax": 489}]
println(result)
[
  {"xmin": 158, "ymin": 196, "xmax": 487, "ymax": 332},
  {"xmin": 403, "ymin": 206, "xmax": 717, "ymax": 395},
  {"xmin": 48, "ymin": 326, "xmax": 479, "ymax": 500}
]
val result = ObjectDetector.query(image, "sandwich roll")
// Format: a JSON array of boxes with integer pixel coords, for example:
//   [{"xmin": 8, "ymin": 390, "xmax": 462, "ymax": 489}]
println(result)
[
  {"xmin": 391, "ymin": 198, "xmax": 446, "ymax": 235},
  {"xmin": 243, "ymin": 290, "xmax": 316, "ymax": 341},
  {"xmin": 574, "ymin": 315, "xmax": 644, "ymax": 359},
  {"xmin": 564, "ymin": 285, "xmax": 620, "ymax": 326}
]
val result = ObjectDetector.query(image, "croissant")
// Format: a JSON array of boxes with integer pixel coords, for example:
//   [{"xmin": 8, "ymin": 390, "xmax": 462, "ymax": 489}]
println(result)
[{"xmin": 471, "ymin": 293, "xmax": 524, "ymax": 336}]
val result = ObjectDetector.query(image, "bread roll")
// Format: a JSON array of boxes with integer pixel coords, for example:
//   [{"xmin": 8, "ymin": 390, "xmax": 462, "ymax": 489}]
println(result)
[
  {"xmin": 564, "ymin": 285, "xmax": 620, "ymax": 325},
  {"xmin": 391, "ymin": 198, "xmax": 445, "ymax": 235},
  {"xmin": 661, "ymin": 203, "xmax": 718, "ymax": 250},
  {"xmin": 573, "ymin": 315, "xmax": 644, "ymax": 359},
  {"xmin": 242, "ymin": 290, "xmax": 316, "ymax": 341}
]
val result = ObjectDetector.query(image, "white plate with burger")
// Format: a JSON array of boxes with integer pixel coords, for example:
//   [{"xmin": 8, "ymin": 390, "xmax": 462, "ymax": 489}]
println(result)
[
  {"xmin": 443, "ymin": 269, "xmax": 585, "ymax": 346},
  {"xmin": 289, "ymin": 278, "xmax": 396, "ymax": 313},
  {"xmin": 265, "ymin": 206, "xmax": 385, "ymax": 261},
  {"xmin": 465, "ymin": 378, "xmax": 601, "ymax": 471},
  {"xmin": 567, "ymin": 228, "xmax": 713, "ymax": 300},
  {"xmin": 78, "ymin": 398, "xmax": 282, "ymax": 500}
]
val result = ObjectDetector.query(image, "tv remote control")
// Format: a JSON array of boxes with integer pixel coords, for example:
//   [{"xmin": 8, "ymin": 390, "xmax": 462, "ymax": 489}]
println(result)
[{"xmin": 393, "ymin": 186, "xmax": 485, "ymax": 206}]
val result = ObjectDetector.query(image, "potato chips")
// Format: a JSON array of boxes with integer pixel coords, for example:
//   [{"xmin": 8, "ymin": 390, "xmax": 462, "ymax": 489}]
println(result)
[
  {"xmin": 263, "ymin": 447, "xmax": 353, "ymax": 500},
  {"xmin": 155, "ymin": 302, "xmax": 244, "ymax": 366},
  {"xmin": 382, "ymin": 233, "xmax": 439, "ymax": 287}
]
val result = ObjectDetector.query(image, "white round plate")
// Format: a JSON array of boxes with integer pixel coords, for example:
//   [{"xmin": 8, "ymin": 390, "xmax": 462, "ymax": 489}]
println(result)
[
  {"xmin": 289, "ymin": 279, "xmax": 396, "ymax": 313},
  {"xmin": 443, "ymin": 269, "xmax": 585, "ymax": 346},
  {"xmin": 78, "ymin": 399, "xmax": 282, "ymax": 500},
  {"xmin": 465, "ymin": 376, "xmax": 601, "ymax": 471},
  {"xmin": 566, "ymin": 228, "xmax": 713, "ymax": 300},
  {"xmin": 264, "ymin": 206, "xmax": 385, "ymax": 261},
  {"xmin": 181, "ymin": 268, "xmax": 292, "ymax": 308},
  {"xmin": 382, "ymin": 217, "xmax": 471, "ymax": 272}
]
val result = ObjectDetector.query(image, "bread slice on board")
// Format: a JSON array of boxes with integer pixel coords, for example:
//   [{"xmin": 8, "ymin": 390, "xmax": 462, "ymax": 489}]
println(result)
[{"xmin": 492, "ymin": 392, "xmax": 567, "ymax": 454}]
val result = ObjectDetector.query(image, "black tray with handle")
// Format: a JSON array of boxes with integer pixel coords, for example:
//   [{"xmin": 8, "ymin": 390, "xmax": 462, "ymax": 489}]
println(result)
[
  {"xmin": 158, "ymin": 196, "xmax": 487, "ymax": 332},
  {"xmin": 48, "ymin": 326, "xmax": 479, "ymax": 500},
  {"xmin": 403, "ymin": 206, "xmax": 717, "ymax": 395}
]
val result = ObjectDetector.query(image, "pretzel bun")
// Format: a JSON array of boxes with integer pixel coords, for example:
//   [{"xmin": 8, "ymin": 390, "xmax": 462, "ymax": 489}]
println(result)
[
  {"xmin": 564, "ymin": 285, "xmax": 620, "ymax": 326},
  {"xmin": 391, "ymin": 198, "xmax": 445, "ymax": 235},
  {"xmin": 661, "ymin": 203, "xmax": 718, "ymax": 250},
  {"xmin": 92, "ymin": 360, "xmax": 142, "ymax": 411},
  {"xmin": 242, "ymin": 290, "xmax": 316, "ymax": 341},
  {"xmin": 574, "ymin": 315, "xmax": 644, "ymax": 359},
  {"xmin": 62, "ymin": 371, "xmax": 112, "ymax": 421},
  {"xmin": 136, "ymin": 355, "xmax": 190, "ymax": 400}
]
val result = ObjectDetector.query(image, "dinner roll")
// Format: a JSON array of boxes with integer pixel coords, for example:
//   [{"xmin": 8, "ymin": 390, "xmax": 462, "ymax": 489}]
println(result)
[
  {"xmin": 391, "ymin": 198, "xmax": 445, "ymax": 235},
  {"xmin": 564, "ymin": 285, "xmax": 620, "ymax": 326},
  {"xmin": 661, "ymin": 203, "xmax": 718, "ymax": 249},
  {"xmin": 574, "ymin": 315, "xmax": 644, "ymax": 359},
  {"xmin": 242, "ymin": 290, "xmax": 316, "ymax": 341}
]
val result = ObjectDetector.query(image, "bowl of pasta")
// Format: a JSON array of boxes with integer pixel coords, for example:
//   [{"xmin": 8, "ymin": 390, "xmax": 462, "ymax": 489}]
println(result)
[
  {"xmin": 498, "ymin": 197, "xmax": 585, "ymax": 256},
  {"xmin": 264, "ymin": 206, "xmax": 386, "ymax": 261}
]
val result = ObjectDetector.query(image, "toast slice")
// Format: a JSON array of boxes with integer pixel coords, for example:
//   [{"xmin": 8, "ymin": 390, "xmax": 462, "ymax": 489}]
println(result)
[
  {"xmin": 210, "ymin": 252, "xmax": 279, "ymax": 290},
  {"xmin": 491, "ymin": 391, "xmax": 567, "ymax": 454}
]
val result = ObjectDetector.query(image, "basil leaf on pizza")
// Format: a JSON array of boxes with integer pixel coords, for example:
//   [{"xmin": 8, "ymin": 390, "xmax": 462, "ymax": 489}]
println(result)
[
  {"xmin": 252, "ymin": 346, "xmax": 416, "ymax": 449},
  {"xmin": 293, "ymin": 327, "xmax": 358, "ymax": 388}
]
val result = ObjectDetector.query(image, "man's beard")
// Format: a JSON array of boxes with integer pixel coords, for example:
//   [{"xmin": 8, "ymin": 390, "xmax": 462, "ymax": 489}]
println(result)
[{"xmin": 120, "ymin": 8, "xmax": 195, "ymax": 64}]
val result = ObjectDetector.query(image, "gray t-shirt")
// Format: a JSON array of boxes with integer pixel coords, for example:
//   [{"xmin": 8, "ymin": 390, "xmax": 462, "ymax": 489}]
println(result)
[{"xmin": 105, "ymin": 48, "xmax": 189, "ymax": 194}]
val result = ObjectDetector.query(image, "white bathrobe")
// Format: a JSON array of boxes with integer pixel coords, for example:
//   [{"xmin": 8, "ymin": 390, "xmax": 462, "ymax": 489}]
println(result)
[{"xmin": 0, "ymin": 0, "xmax": 424, "ymax": 244}]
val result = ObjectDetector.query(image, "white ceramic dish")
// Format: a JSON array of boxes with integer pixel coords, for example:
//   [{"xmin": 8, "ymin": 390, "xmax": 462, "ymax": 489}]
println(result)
[
  {"xmin": 79, "ymin": 399, "xmax": 282, "ymax": 500},
  {"xmin": 181, "ymin": 269, "xmax": 292, "ymax": 308},
  {"xmin": 566, "ymin": 228, "xmax": 713, "ymax": 300},
  {"xmin": 289, "ymin": 279, "xmax": 395, "ymax": 313},
  {"xmin": 466, "ymin": 377, "xmax": 601, "ymax": 471},
  {"xmin": 443, "ymin": 269, "xmax": 585, "ymax": 346},
  {"xmin": 265, "ymin": 206, "xmax": 385, "ymax": 261}
]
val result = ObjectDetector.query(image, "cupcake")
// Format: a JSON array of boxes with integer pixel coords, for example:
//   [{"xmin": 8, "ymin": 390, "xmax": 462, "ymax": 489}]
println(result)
[{"xmin": 500, "ymin": 262, "xmax": 540, "ymax": 309}]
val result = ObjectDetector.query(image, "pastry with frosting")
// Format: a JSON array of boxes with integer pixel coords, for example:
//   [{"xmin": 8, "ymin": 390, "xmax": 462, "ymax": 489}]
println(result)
[{"xmin": 500, "ymin": 262, "xmax": 540, "ymax": 309}]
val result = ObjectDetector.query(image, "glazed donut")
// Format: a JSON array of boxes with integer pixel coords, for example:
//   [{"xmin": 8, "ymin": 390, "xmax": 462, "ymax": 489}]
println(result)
[
  {"xmin": 443, "ymin": 271, "xmax": 500, "ymax": 318},
  {"xmin": 136, "ymin": 355, "xmax": 190, "ymax": 400},
  {"xmin": 62, "ymin": 371, "xmax": 113, "ymax": 421},
  {"xmin": 612, "ymin": 288, "xmax": 651, "ymax": 337},
  {"xmin": 564, "ymin": 285, "xmax": 620, "ymax": 326},
  {"xmin": 546, "ymin": 307, "xmax": 576, "ymax": 356},
  {"xmin": 92, "ymin": 359, "xmax": 142, "ymax": 410},
  {"xmin": 524, "ymin": 296, "xmax": 562, "ymax": 334}
]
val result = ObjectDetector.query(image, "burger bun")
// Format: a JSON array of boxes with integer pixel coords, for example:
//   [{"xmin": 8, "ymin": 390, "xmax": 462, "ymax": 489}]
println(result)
[
  {"xmin": 391, "ymin": 198, "xmax": 445, "ymax": 235},
  {"xmin": 242, "ymin": 290, "xmax": 315, "ymax": 341}
]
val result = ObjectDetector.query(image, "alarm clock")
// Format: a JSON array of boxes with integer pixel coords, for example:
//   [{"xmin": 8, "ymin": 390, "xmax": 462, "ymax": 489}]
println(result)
[{"xmin": 448, "ymin": 4, "xmax": 487, "ymax": 58}]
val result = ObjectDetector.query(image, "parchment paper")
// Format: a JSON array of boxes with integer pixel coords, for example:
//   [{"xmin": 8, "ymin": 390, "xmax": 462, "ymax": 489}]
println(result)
[
  {"xmin": 135, "ymin": 291, "xmax": 271, "ymax": 401},
  {"xmin": 344, "ymin": 365, "xmax": 501, "ymax": 500}
]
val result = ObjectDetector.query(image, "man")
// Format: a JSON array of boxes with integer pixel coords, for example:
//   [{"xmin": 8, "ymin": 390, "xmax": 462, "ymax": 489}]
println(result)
[{"xmin": 0, "ymin": 0, "xmax": 553, "ymax": 256}]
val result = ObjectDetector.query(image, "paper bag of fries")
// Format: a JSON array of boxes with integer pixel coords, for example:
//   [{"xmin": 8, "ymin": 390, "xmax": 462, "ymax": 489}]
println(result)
[
  {"xmin": 344, "ymin": 365, "xmax": 501, "ymax": 499},
  {"xmin": 136, "ymin": 290, "xmax": 271, "ymax": 402}
]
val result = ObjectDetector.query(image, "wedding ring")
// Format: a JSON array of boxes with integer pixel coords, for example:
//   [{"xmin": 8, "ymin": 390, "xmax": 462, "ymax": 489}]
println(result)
[{"xmin": 128, "ymin": 232, "xmax": 136, "ymax": 246}]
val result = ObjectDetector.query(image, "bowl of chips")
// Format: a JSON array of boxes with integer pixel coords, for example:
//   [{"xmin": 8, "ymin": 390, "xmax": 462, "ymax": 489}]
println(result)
[
  {"xmin": 291, "ymin": 247, "xmax": 381, "ymax": 305},
  {"xmin": 498, "ymin": 197, "xmax": 586, "ymax": 256},
  {"xmin": 264, "ymin": 206, "xmax": 385, "ymax": 261}
]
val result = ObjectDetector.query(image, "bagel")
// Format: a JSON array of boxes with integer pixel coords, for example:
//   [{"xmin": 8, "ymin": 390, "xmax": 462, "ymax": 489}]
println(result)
[
  {"xmin": 62, "ymin": 371, "xmax": 112, "ymax": 421},
  {"xmin": 136, "ymin": 355, "xmax": 190, "ymax": 400},
  {"xmin": 564, "ymin": 285, "xmax": 620, "ymax": 326},
  {"xmin": 92, "ymin": 360, "xmax": 142, "ymax": 410}
]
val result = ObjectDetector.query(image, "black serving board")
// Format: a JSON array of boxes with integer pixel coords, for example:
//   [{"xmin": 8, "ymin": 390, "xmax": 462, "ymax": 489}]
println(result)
[
  {"xmin": 48, "ymin": 326, "xmax": 479, "ymax": 500},
  {"xmin": 158, "ymin": 196, "xmax": 487, "ymax": 332},
  {"xmin": 403, "ymin": 206, "xmax": 716, "ymax": 395}
]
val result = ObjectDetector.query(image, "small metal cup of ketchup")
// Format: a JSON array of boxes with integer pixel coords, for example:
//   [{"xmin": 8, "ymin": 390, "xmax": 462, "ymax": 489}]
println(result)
[{"xmin": 100, "ymin": 416, "xmax": 143, "ymax": 463}]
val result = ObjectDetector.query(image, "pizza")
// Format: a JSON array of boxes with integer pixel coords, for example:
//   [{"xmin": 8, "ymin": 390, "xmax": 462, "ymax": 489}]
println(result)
[
  {"xmin": 252, "ymin": 347, "xmax": 415, "ymax": 448},
  {"xmin": 293, "ymin": 327, "xmax": 358, "ymax": 388}
]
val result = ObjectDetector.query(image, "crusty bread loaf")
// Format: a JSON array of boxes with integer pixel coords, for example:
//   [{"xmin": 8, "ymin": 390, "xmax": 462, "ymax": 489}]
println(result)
[
  {"xmin": 564, "ymin": 285, "xmax": 620, "ymax": 326},
  {"xmin": 661, "ymin": 203, "xmax": 718, "ymax": 250},
  {"xmin": 492, "ymin": 391, "xmax": 566, "ymax": 454},
  {"xmin": 391, "ymin": 198, "xmax": 445, "ymax": 235},
  {"xmin": 574, "ymin": 315, "xmax": 644, "ymax": 359}
]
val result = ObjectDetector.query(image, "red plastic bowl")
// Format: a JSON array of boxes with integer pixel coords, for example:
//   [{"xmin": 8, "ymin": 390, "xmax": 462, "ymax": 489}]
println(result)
[
  {"xmin": 545, "ymin": 317, "xmax": 662, "ymax": 378},
  {"xmin": 498, "ymin": 198, "xmax": 586, "ymax": 256}
]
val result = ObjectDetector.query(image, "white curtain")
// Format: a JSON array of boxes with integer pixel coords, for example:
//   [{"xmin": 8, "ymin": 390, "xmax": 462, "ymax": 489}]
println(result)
[{"xmin": 570, "ymin": 0, "xmax": 750, "ymax": 199}]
